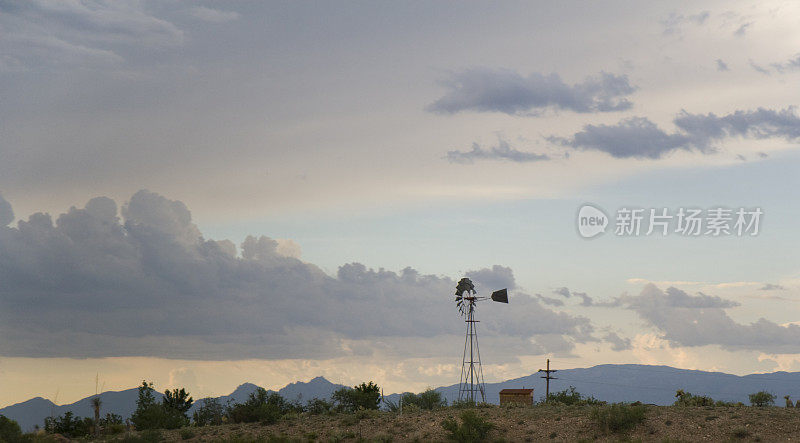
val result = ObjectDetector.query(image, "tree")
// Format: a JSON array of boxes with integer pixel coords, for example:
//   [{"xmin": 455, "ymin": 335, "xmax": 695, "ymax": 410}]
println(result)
[
  {"xmin": 193, "ymin": 398, "xmax": 225, "ymax": 426},
  {"xmin": 226, "ymin": 388, "xmax": 287, "ymax": 424},
  {"xmin": 130, "ymin": 380, "xmax": 187, "ymax": 430},
  {"xmin": 0, "ymin": 415, "xmax": 22, "ymax": 443},
  {"xmin": 163, "ymin": 388, "xmax": 194, "ymax": 417},
  {"xmin": 332, "ymin": 381, "xmax": 381, "ymax": 412},
  {"xmin": 44, "ymin": 411, "xmax": 92, "ymax": 438},
  {"xmin": 749, "ymin": 391, "xmax": 776, "ymax": 407}
]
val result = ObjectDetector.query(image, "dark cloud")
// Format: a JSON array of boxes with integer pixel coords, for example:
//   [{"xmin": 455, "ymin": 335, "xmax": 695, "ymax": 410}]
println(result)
[
  {"xmin": 428, "ymin": 68, "xmax": 635, "ymax": 116},
  {"xmin": 616, "ymin": 285, "xmax": 800, "ymax": 352},
  {"xmin": 733, "ymin": 22, "xmax": 752, "ymax": 37},
  {"xmin": 553, "ymin": 287, "xmax": 571, "ymax": 298},
  {"xmin": 0, "ymin": 191, "xmax": 595, "ymax": 359},
  {"xmin": 770, "ymin": 54, "xmax": 800, "ymax": 73},
  {"xmin": 466, "ymin": 265, "xmax": 516, "ymax": 292},
  {"xmin": 550, "ymin": 107, "xmax": 800, "ymax": 159},
  {"xmin": 0, "ymin": 194, "xmax": 13, "ymax": 226},
  {"xmin": 760, "ymin": 283, "xmax": 785, "ymax": 291},
  {"xmin": 749, "ymin": 60, "xmax": 771, "ymax": 75},
  {"xmin": 573, "ymin": 292, "xmax": 594, "ymax": 307},
  {"xmin": 551, "ymin": 287, "xmax": 594, "ymax": 306},
  {"xmin": 445, "ymin": 139, "xmax": 549, "ymax": 164},
  {"xmin": 603, "ymin": 332, "xmax": 632, "ymax": 351},
  {"xmin": 716, "ymin": 59, "xmax": 729, "ymax": 72}
]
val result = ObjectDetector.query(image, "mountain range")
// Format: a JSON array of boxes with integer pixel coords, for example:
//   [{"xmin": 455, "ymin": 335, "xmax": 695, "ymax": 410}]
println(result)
[{"xmin": 3, "ymin": 364, "xmax": 800, "ymax": 432}]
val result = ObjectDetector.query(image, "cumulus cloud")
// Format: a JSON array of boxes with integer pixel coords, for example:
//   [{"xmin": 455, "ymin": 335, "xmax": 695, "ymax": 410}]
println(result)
[
  {"xmin": 465, "ymin": 265, "xmax": 516, "ymax": 291},
  {"xmin": 770, "ymin": 54, "xmax": 800, "ymax": 73},
  {"xmin": 660, "ymin": 11, "xmax": 709, "ymax": 35},
  {"xmin": 733, "ymin": 22, "xmax": 752, "ymax": 37},
  {"xmin": 616, "ymin": 284, "xmax": 800, "ymax": 353},
  {"xmin": 0, "ymin": 191, "xmax": 595, "ymax": 360},
  {"xmin": 445, "ymin": 139, "xmax": 549, "ymax": 164},
  {"xmin": 716, "ymin": 59, "xmax": 729, "ymax": 72},
  {"xmin": 428, "ymin": 68, "xmax": 635, "ymax": 116},
  {"xmin": 535, "ymin": 294, "xmax": 564, "ymax": 307},
  {"xmin": 550, "ymin": 107, "xmax": 800, "ymax": 159},
  {"xmin": 0, "ymin": 194, "xmax": 13, "ymax": 227},
  {"xmin": 551, "ymin": 287, "xmax": 595, "ymax": 306},
  {"xmin": 604, "ymin": 332, "xmax": 632, "ymax": 351}
]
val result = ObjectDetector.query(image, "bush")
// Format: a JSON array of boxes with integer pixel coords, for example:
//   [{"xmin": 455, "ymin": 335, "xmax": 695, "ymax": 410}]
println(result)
[
  {"xmin": 441, "ymin": 409, "xmax": 494, "ymax": 442},
  {"xmin": 227, "ymin": 388, "xmax": 290, "ymax": 424},
  {"xmin": 163, "ymin": 388, "xmax": 194, "ymax": 417},
  {"xmin": 332, "ymin": 381, "xmax": 381, "ymax": 412},
  {"xmin": 590, "ymin": 403, "xmax": 646, "ymax": 434},
  {"xmin": 130, "ymin": 381, "xmax": 188, "ymax": 430},
  {"xmin": 44, "ymin": 411, "xmax": 93, "ymax": 438},
  {"xmin": 0, "ymin": 415, "xmax": 22, "ymax": 443},
  {"xmin": 749, "ymin": 391, "xmax": 775, "ymax": 407},
  {"xmin": 546, "ymin": 386, "xmax": 604, "ymax": 406},
  {"xmin": 193, "ymin": 397, "xmax": 225, "ymax": 426},
  {"xmin": 306, "ymin": 398, "xmax": 334, "ymax": 415},
  {"xmin": 398, "ymin": 388, "xmax": 446, "ymax": 410},
  {"xmin": 180, "ymin": 428, "xmax": 195, "ymax": 440}
]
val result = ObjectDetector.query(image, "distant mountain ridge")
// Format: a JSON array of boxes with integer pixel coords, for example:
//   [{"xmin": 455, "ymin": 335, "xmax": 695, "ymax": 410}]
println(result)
[
  {"xmin": 4, "ymin": 365, "xmax": 800, "ymax": 432},
  {"xmin": 0, "ymin": 377, "xmax": 347, "ymax": 432}
]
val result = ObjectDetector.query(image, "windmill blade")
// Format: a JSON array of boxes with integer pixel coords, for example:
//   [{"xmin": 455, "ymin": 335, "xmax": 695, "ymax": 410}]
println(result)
[{"xmin": 490, "ymin": 288, "xmax": 508, "ymax": 303}]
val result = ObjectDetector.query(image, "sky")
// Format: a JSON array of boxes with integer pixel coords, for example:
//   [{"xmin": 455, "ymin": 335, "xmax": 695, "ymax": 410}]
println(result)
[{"xmin": 1, "ymin": 0, "xmax": 800, "ymax": 408}]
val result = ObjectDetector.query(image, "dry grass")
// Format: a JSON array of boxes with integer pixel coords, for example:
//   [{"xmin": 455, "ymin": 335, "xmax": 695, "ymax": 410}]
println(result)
[{"xmin": 101, "ymin": 404, "xmax": 800, "ymax": 442}]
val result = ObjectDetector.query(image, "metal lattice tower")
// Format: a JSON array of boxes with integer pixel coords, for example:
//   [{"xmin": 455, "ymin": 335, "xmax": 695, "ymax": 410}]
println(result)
[
  {"xmin": 458, "ymin": 296, "xmax": 486, "ymax": 403},
  {"xmin": 453, "ymin": 278, "xmax": 508, "ymax": 404}
]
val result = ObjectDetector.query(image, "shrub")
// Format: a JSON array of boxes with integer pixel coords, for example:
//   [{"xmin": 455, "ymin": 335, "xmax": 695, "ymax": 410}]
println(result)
[
  {"xmin": 180, "ymin": 428, "xmax": 195, "ymax": 440},
  {"xmin": 44, "ymin": 411, "xmax": 93, "ymax": 438},
  {"xmin": 399, "ymin": 388, "xmax": 446, "ymax": 410},
  {"xmin": 193, "ymin": 397, "xmax": 225, "ymax": 426},
  {"xmin": 305, "ymin": 398, "xmax": 333, "ymax": 415},
  {"xmin": 332, "ymin": 381, "xmax": 381, "ymax": 412},
  {"xmin": 226, "ymin": 388, "xmax": 288, "ymax": 424},
  {"xmin": 749, "ymin": 391, "xmax": 775, "ymax": 407},
  {"xmin": 0, "ymin": 415, "xmax": 22, "ymax": 443},
  {"xmin": 163, "ymin": 388, "xmax": 194, "ymax": 417},
  {"xmin": 130, "ymin": 381, "xmax": 188, "ymax": 430},
  {"xmin": 546, "ymin": 386, "xmax": 604, "ymax": 406},
  {"xmin": 590, "ymin": 403, "xmax": 646, "ymax": 434},
  {"xmin": 441, "ymin": 409, "xmax": 494, "ymax": 442}
]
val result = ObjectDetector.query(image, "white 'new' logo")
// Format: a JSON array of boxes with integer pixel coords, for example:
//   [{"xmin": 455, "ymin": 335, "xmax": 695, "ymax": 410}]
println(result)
[{"xmin": 577, "ymin": 204, "xmax": 608, "ymax": 238}]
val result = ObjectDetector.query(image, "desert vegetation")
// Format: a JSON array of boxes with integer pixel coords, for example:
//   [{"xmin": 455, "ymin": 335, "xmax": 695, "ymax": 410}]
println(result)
[{"xmin": 2, "ymin": 383, "xmax": 800, "ymax": 442}]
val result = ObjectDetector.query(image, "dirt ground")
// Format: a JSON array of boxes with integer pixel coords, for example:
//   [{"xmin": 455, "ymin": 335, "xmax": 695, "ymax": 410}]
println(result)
[{"xmin": 132, "ymin": 404, "xmax": 800, "ymax": 442}]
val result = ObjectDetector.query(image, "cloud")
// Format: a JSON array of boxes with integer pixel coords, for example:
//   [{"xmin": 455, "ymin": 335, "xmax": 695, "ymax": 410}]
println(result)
[
  {"xmin": 428, "ymin": 68, "xmax": 636, "ymax": 115},
  {"xmin": 616, "ymin": 285, "xmax": 800, "ymax": 353},
  {"xmin": 445, "ymin": 139, "xmax": 549, "ymax": 164},
  {"xmin": 0, "ymin": 0, "xmax": 184, "ymax": 68},
  {"xmin": 0, "ymin": 191, "xmax": 595, "ymax": 360},
  {"xmin": 749, "ymin": 60, "xmax": 771, "ymax": 75},
  {"xmin": 465, "ymin": 265, "xmax": 516, "ymax": 291},
  {"xmin": 733, "ymin": 22, "xmax": 752, "ymax": 37},
  {"xmin": 551, "ymin": 287, "xmax": 594, "ymax": 306},
  {"xmin": 191, "ymin": 7, "xmax": 240, "ymax": 23},
  {"xmin": 550, "ymin": 107, "xmax": 800, "ymax": 159},
  {"xmin": 660, "ymin": 11, "xmax": 709, "ymax": 35},
  {"xmin": 604, "ymin": 332, "xmax": 632, "ymax": 351},
  {"xmin": 716, "ymin": 59, "xmax": 729, "ymax": 72},
  {"xmin": 535, "ymin": 294, "xmax": 564, "ymax": 307},
  {"xmin": 760, "ymin": 283, "xmax": 786, "ymax": 291},
  {"xmin": 553, "ymin": 287, "xmax": 571, "ymax": 298},
  {"xmin": 770, "ymin": 54, "xmax": 800, "ymax": 73},
  {"xmin": 0, "ymin": 195, "xmax": 13, "ymax": 227}
]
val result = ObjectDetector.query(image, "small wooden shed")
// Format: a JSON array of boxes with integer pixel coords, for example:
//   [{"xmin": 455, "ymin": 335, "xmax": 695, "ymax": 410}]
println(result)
[{"xmin": 499, "ymin": 388, "xmax": 534, "ymax": 405}]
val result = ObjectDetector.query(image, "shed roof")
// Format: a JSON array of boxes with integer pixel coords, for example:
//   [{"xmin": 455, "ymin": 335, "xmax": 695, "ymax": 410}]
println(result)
[{"xmin": 499, "ymin": 389, "xmax": 534, "ymax": 395}]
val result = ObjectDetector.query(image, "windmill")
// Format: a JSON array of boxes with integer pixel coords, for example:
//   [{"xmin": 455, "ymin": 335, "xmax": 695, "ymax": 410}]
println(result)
[{"xmin": 454, "ymin": 277, "xmax": 508, "ymax": 404}]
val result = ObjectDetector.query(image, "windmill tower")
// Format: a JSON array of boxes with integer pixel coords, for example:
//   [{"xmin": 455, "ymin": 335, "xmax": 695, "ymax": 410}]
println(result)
[{"xmin": 454, "ymin": 278, "xmax": 508, "ymax": 404}]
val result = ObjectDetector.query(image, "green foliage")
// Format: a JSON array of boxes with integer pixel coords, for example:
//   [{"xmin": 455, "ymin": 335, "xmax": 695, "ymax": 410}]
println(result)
[
  {"xmin": 749, "ymin": 391, "xmax": 776, "ymax": 407},
  {"xmin": 163, "ymin": 388, "xmax": 194, "ymax": 416},
  {"xmin": 43, "ymin": 411, "xmax": 93, "ymax": 438},
  {"xmin": 546, "ymin": 386, "xmax": 605, "ymax": 406},
  {"xmin": 305, "ymin": 398, "xmax": 334, "ymax": 415},
  {"xmin": 673, "ymin": 389, "xmax": 740, "ymax": 407},
  {"xmin": 0, "ymin": 415, "xmax": 23, "ymax": 443},
  {"xmin": 590, "ymin": 403, "xmax": 646, "ymax": 434},
  {"xmin": 193, "ymin": 397, "xmax": 226, "ymax": 426},
  {"xmin": 131, "ymin": 381, "xmax": 188, "ymax": 430},
  {"xmin": 441, "ymin": 409, "xmax": 495, "ymax": 442},
  {"xmin": 227, "ymin": 388, "xmax": 292, "ymax": 424},
  {"xmin": 399, "ymin": 388, "xmax": 447, "ymax": 410},
  {"xmin": 331, "ymin": 381, "xmax": 381, "ymax": 412}
]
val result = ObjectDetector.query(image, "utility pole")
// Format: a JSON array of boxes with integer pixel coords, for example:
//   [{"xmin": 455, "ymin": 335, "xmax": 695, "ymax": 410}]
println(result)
[{"xmin": 537, "ymin": 359, "xmax": 557, "ymax": 402}]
